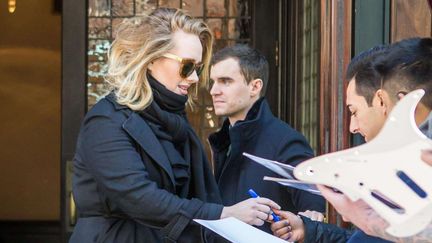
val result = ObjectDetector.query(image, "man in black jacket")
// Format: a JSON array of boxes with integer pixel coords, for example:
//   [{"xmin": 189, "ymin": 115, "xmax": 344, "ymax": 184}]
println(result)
[
  {"xmin": 208, "ymin": 44, "xmax": 325, "ymax": 235},
  {"xmin": 271, "ymin": 38, "xmax": 432, "ymax": 243},
  {"xmin": 318, "ymin": 37, "xmax": 432, "ymax": 243}
]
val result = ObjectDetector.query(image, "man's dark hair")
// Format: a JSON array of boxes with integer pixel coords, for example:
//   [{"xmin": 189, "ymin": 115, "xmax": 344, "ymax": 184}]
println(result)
[
  {"xmin": 346, "ymin": 45, "xmax": 389, "ymax": 106},
  {"xmin": 375, "ymin": 38, "xmax": 432, "ymax": 109},
  {"xmin": 211, "ymin": 44, "xmax": 269, "ymax": 96}
]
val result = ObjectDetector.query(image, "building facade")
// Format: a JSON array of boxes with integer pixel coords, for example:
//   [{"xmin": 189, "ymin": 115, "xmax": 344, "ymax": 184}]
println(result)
[{"xmin": 0, "ymin": 0, "xmax": 431, "ymax": 242}]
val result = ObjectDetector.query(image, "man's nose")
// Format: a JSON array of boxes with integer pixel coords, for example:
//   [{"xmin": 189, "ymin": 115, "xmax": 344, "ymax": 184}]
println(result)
[
  {"xmin": 209, "ymin": 82, "xmax": 220, "ymax": 96},
  {"xmin": 349, "ymin": 118, "xmax": 359, "ymax": 134}
]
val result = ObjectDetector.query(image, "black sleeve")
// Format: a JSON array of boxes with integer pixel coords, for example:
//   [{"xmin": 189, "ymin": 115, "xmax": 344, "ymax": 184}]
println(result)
[
  {"xmin": 80, "ymin": 115, "xmax": 223, "ymax": 228},
  {"xmin": 301, "ymin": 216, "xmax": 353, "ymax": 243},
  {"xmin": 276, "ymin": 134, "xmax": 326, "ymax": 213}
]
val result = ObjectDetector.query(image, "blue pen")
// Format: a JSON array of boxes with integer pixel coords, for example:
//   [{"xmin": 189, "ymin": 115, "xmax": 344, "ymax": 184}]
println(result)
[{"xmin": 247, "ymin": 189, "xmax": 280, "ymax": 222}]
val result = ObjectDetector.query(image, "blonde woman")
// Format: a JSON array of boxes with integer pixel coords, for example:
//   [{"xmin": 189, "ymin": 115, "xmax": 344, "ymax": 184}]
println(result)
[{"xmin": 70, "ymin": 8, "xmax": 279, "ymax": 243}]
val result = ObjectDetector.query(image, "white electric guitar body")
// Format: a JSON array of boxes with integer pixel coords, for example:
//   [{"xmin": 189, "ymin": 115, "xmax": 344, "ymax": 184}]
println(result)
[{"xmin": 294, "ymin": 89, "xmax": 432, "ymax": 237}]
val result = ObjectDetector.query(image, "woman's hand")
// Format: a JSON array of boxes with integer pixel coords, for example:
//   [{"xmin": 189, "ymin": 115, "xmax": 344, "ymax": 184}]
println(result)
[
  {"xmin": 221, "ymin": 198, "xmax": 280, "ymax": 226},
  {"xmin": 271, "ymin": 209, "xmax": 305, "ymax": 242}
]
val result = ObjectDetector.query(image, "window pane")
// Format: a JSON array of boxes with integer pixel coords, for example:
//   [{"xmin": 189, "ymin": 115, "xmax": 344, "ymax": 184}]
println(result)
[
  {"xmin": 298, "ymin": 0, "xmax": 319, "ymax": 152},
  {"xmin": 238, "ymin": 18, "xmax": 251, "ymax": 39},
  {"xmin": 88, "ymin": 0, "xmax": 111, "ymax": 17},
  {"xmin": 88, "ymin": 18, "xmax": 111, "ymax": 39},
  {"xmin": 158, "ymin": 0, "xmax": 180, "ymax": 8},
  {"xmin": 206, "ymin": 0, "xmax": 226, "ymax": 17},
  {"xmin": 229, "ymin": 0, "xmax": 237, "ymax": 16},
  {"xmin": 228, "ymin": 18, "xmax": 239, "ymax": 39},
  {"xmin": 88, "ymin": 62, "xmax": 107, "ymax": 84},
  {"xmin": 238, "ymin": 0, "xmax": 250, "ymax": 16},
  {"xmin": 88, "ymin": 40, "xmax": 111, "ymax": 110},
  {"xmin": 88, "ymin": 82, "xmax": 108, "ymax": 108},
  {"xmin": 206, "ymin": 18, "xmax": 223, "ymax": 40},
  {"xmin": 183, "ymin": 0, "xmax": 203, "ymax": 17},
  {"xmin": 88, "ymin": 40, "xmax": 110, "ymax": 62},
  {"xmin": 112, "ymin": 18, "xmax": 127, "ymax": 39},
  {"xmin": 112, "ymin": 0, "xmax": 134, "ymax": 16},
  {"xmin": 136, "ymin": 0, "xmax": 157, "ymax": 15}
]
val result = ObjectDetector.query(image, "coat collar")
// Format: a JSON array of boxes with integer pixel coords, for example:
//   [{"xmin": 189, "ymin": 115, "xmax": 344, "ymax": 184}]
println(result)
[
  {"xmin": 106, "ymin": 93, "xmax": 176, "ymax": 187},
  {"xmin": 105, "ymin": 92, "xmax": 130, "ymax": 111},
  {"xmin": 122, "ymin": 112, "xmax": 176, "ymax": 187},
  {"xmin": 209, "ymin": 98, "xmax": 274, "ymax": 151}
]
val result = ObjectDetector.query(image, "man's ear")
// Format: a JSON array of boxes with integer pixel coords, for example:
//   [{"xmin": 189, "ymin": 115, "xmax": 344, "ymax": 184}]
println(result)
[
  {"xmin": 375, "ymin": 89, "xmax": 392, "ymax": 115},
  {"xmin": 249, "ymin": 78, "xmax": 263, "ymax": 97},
  {"xmin": 376, "ymin": 89, "xmax": 384, "ymax": 106},
  {"xmin": 397, "ymin": 91, "xmax": 406, "ymax": 100}
]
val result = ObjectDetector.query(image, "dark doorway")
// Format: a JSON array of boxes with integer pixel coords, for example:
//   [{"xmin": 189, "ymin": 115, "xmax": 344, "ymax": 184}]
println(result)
[{"xmin": 0, "ymin": 0, "xmax": 62, "ymax": 242}]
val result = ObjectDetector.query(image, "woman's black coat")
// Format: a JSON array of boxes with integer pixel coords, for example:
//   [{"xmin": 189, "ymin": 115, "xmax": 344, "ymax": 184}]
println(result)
[{"xmin": 70, "ymin": 95, "xmax": 223, "ymax": 243}]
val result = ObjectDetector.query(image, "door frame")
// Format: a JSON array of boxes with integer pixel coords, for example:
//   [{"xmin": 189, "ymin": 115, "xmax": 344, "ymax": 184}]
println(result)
[
  {"xmin": 318, "ymin": 0, "xmax": 352, "ymax": 225},
  {"xmin": 61, "ymin": 0, "xmax": 87, "ymax": 241}
]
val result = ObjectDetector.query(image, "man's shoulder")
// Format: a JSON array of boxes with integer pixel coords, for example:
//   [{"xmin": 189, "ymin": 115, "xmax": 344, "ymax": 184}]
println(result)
[{"xmin": 263, "ymin": 116, "xmax": 304, "ymax": 138}]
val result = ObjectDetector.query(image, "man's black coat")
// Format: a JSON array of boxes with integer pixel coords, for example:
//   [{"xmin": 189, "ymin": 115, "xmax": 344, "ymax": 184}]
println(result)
[{"xmin": 209, "ymin": 98, "xmax": 325, "ymax": 234}]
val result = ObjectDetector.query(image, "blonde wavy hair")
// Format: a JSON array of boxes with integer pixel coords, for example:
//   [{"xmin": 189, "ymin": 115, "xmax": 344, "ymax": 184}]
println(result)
[{"xmin": 105, "ymin": 8, "xmax": 213, "ymax": 111}]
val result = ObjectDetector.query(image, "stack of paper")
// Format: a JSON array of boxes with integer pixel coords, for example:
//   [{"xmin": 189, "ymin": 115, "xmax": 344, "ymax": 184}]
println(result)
[
  {"xmin": 243, "ymin": 152, "xmax": 321, "ymax": 196},
  {"xmin": 194, "ymin": 217, "xmax": 290, "ymax": 243}
]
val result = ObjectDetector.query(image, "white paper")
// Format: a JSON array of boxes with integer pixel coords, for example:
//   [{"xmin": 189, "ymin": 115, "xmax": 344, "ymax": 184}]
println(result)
[
  {"xmin": 194, "ymin": 217, "xmax": 288, "ymax": 243},
  {"xmin": 263, "ymin": 176, "xmax": 322, "ymax": 196},
  {"xmin": 243, "ymin": 152, "xmax": 295, "ymax": 179},
  {"xmin": 242, "ymin": 153, "xmax": 317, "ymax": 195}
]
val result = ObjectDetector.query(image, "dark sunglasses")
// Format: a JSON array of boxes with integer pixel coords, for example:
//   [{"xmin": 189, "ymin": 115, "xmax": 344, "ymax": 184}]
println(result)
[{"xmin": 163, "ymin": 53, "xmax": 204, "ymax": 79}]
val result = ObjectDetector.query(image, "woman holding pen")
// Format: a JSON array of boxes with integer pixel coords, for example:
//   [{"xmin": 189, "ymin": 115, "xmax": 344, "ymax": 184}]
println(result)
[{"xmin": 70, "ymin": 8, "xmax": 279, "ymax": 243}]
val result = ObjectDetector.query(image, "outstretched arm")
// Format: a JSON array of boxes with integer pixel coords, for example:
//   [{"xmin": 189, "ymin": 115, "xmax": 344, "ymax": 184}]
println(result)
[
  {"xmin": 271, "ymin": 209, "xmax": 352, "ymax": 243},
  {"xmin": 317, "ymin": 185, "xmax": 432, "ymax": 243}
]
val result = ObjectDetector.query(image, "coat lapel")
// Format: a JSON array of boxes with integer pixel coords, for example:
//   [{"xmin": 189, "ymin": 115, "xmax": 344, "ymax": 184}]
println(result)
[{"xmin": 122, "ymin": 112, "xmax": 175, "ymax": 187}]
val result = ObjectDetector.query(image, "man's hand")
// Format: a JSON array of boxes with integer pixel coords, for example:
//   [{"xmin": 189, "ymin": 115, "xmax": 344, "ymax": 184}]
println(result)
[
  {"xmin": 271, "ymin": 209, "xmax": 305, "ymax": 242},
  {"xmin": 221, "ymin": 198, "xmax": 280, "ymax": 226},
  {"xmin": 316, "ymin": 150, "xmax": 432, "ymax": 242},
  {"xmin": 421, "ymin": 149, "xmax": 432, "ymax": 166},
  {"xmin": 317, "ymin": 185, "xmax": 389, "ymax": 236},
  {"xmin": 298, "ymin": 210, "xmax": 325, "ymax": 222}
]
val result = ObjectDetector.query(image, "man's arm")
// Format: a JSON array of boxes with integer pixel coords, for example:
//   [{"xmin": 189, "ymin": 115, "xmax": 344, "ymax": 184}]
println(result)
[
  {"xmin": 318, "ymin": 185, "xmax": 432, "ymax": 243},
  {"xmin": 369, "ymin": 221, "xmax": 432, "ymax": 243},
  {"xmin": 270, "ymin": 209, "xmax": 352, "ymax": 243},
  {"xmin": 366, "ymin": 150, "xmax": 432, "ymax": 242}
]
